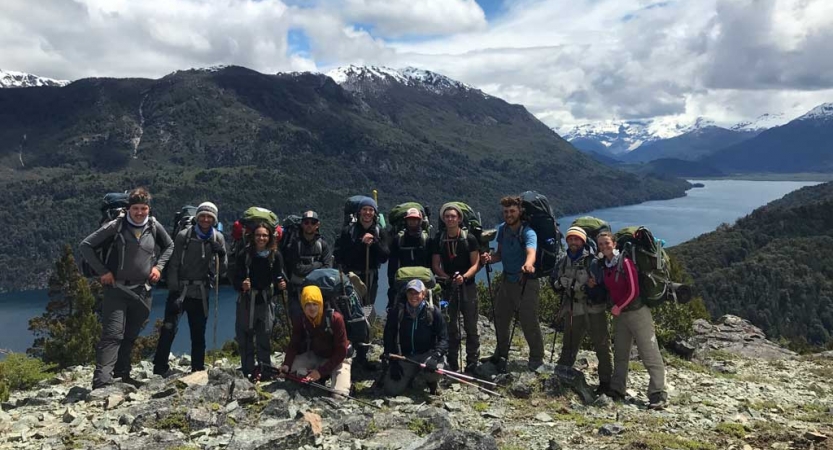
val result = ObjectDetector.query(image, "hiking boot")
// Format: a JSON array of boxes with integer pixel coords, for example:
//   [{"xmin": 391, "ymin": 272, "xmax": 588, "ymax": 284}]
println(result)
[
  {"xmin": 115, "ymin": 373, "xmax": 144, "ymax": 388},
  {"xmin": 447, "ymin": 360, "xmax": 460, "ymax": 373},
  {"xmin": 607, "ymin": 390, "xmax": 626, "ymax": 402},
  {"xmin": 648, "ymin": 392, "xmax": 667, "ymax": 410},
  {"xmin": 428, "ymin": 381, "xmax": 440, "ymax": 395},
  {"xmin": 527, "ymin": 359, "xmax": 544, "ymax": 372},
  {"xmin": 495, "ymin": 357, "xmax": 508, "ymax": 374},
  {"xmin": 91, "ymin": 380, "xmax": 114, "ymax": 390},
  {"xmin": 464, "ymin": 362, "xmax": 478, "ymax": 375},
  {"xmin": 153, "ymin": 365, "xmax": 170, "ymax": 376},
  {"xmin": 595, "ymin": 382, "xmax": 611, "ymax": 396}
]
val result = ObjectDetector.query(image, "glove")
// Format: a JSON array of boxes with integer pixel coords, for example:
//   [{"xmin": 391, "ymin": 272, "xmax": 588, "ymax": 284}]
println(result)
[
  {"xmin": 210, "ymin": 240, "xmax": 226, "ymax": 257},
  {"xmin": 389, "ymin": 361, "xmax": 403, "ymax": 381},
  {"xmin": 423, "ymin": 353, "xmax": 442, "ymax": 372}
]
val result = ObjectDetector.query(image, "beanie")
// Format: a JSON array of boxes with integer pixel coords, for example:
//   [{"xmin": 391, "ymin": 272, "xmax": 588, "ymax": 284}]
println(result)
[
  {"xmin": 196, "ymin": 202, "xmax": 218, "ymax": 225},
  {"xmin": 358, "ymin": 197, "xmax": 378, "ymax": 212},
  {"xmin": 440, "ymin": 203, "xmax": 463, "ymax": 219},
  {"xmin": 565, "ymin": 226, "xmax": 587, "ymax": 243}
]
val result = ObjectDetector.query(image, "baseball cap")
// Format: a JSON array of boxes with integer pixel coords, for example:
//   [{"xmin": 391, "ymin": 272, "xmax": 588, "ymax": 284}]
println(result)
[
  {"xmin": 405, "ymin": 208, "xmax": 422, "ymax": 219},
  {"xmin": 406, "ymin": 279, "xmax": 425, "ymax": 292}
]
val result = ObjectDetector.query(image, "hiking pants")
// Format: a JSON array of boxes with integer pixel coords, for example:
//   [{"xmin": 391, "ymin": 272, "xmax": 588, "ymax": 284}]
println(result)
[
  {"xmin": 153, "ymin": 292, "xmax": 208, "ymax": 373},
  {"xmin": 235, "ymin": 294, "xmax": 275, "ymax": 375},
  {"xmin": 556, "ymin": 312, "xmax": 612, "ymax": 384},
  {"xmin": 93, "ymin": 284, "xmax": 151, "ymax": 387},
  {"xmin": 447, "ymin": 283, "xmax": 480, "ymax": 367},
  {"xmin": 494, "ymin": 278, "xmax": 544, "ymax": 362},
  {"xmin": 383, "ymin": 351, "xmax": 442, "ymax": 396},
  {"xmin": 290, "ymin": 352, "xmax": 352, "ymax": 396},
  {"xmin": 353, "ymin": 269, "xmax": 379, "ymax": 363},
  {"xmin": 611, "ymin": 305, "xmax": 666, "ymax": 397}
]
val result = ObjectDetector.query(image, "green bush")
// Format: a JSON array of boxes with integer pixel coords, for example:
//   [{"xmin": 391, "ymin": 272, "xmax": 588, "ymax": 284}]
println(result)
[{"xmin": 0, "ymin": 353, "xmax": 55, "ymax": 402}]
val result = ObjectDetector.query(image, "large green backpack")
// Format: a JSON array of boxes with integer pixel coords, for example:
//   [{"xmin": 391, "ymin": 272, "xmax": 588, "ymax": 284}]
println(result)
[
  {"xmin": 571, "ymin": 216, "xmax": 610, "ymax": 254},
  {"xmin": 437, "ymin": 202, "xmax": 494, "ymax": 253},
  {"xmin": 394, "ymin": 266, "xmax": 441, "ymax": 306},
  {"xmin": 614, "ymin": 226, "xmax": 691, "ymax": 307}
]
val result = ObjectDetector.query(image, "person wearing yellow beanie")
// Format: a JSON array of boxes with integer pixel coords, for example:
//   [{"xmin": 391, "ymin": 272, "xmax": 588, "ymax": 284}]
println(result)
[{"xmin": 280, "ymin": 285, "xmax": 352, "ymax": 396}]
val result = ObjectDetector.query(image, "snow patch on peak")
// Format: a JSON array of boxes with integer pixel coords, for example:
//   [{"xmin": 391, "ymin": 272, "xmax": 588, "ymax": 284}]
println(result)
[
  {"xmin": 325, "ymin": 65, "xmax": 486, "ymax": 97},
  {"xmin": 796, "ymin": 103, "xmax": 833, "ymax": 122},
  {"xmin": 0, "ymin": 69, "xmax": 69, "ymax": 88},
  {"xmin": 731, "ymin": 112, "xmax": 788, "ymax": 132}
]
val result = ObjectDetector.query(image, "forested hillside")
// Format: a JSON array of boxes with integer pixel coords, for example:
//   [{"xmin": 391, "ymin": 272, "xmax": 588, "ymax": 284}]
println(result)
[
  {"xmin": 671, "ymin": 182, "xmax": 833, "ymax": 348},
  {"xmin": 0, "ymin": 66, "xmax": 689, "ymax": 291}
]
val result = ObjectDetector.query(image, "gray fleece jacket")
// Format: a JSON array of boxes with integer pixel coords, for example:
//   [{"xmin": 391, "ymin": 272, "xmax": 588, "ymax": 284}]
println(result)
[
  {"xmin": 80, "ymin": 217, "xmax": 173, "ymax": 284},
  {"xmin": 167, "ymin": 226, "xmax": 228, "ymax": 298}
]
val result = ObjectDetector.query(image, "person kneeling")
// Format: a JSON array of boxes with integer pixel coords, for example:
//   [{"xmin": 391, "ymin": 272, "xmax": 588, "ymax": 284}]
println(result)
[
  {"xmin": 381, "ymin": 280, "xmax": 449, "ymax": 396},
  {"xmin": 280, "ymin": 285, "xmax": 352, "ymax": 397}
]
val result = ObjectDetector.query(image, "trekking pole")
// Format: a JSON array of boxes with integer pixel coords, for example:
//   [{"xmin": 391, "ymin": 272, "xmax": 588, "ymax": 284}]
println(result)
[
  {"xmin": 454, "ymin": 273, "xmax": 465, "ymax": 371},
  {"xmin": 486, "ymin": 263, "xmax": 495, "ymax": 322},
  {"xmin": 389, "ymin": 355, "xmax": 502, "ymax": 396},
  {"xmin": 277, "ymin": 276, "xmax": 291, "ymax": 330},
  {"xmin": 212, "ymin": 257, "xmax": 220, "ymax": 366},
  {"xmin": 549, "ymin": 280, "xmax": 573, "ymax": 364},
  {"xmin": 506, "ymin": 275, "xmax": 528, "ymax": 358},
  {"xmin": 281, "ymin": 373, "xmax": 381, "ymax": 409}
]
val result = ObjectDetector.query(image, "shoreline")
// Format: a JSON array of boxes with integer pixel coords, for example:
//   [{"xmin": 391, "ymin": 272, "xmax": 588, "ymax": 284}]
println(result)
[{"xmin": 693, "ymin": 173, "xmax": 833, "ymax": 182}]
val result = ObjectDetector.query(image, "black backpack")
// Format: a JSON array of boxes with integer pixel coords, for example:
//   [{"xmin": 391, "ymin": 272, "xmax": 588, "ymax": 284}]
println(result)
[
  {"xmin": 171, "ymin": 205, "xmax": 198, "ymax": 238},
  {"xmin": 520, "ymin": 191, "xmax": 563, "ymax": 278},
  {"xmin": 81, "ymin": 192, "xmax": 129, "ymax": 277},
  {"xmin": 278, "ymin": 214, "xmax": 303, "ymax": 255}
]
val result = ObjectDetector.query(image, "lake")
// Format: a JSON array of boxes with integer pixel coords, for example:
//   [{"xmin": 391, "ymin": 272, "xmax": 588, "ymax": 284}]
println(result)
[{"xmin": 0, "ymin": 179, "xmax": 819, "ymax": 355}]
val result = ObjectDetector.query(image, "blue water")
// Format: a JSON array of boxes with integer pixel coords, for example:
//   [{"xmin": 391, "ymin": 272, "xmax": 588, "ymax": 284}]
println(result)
[{"xmin": 0, "ymin": 180, "xmax": 819, "ymax": 355}]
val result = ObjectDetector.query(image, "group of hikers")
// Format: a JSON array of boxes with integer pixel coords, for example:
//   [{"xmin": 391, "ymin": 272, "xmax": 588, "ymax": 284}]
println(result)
[{"xmin": 80, "ymin": 187, "xmax": 684, "ymax": 410}]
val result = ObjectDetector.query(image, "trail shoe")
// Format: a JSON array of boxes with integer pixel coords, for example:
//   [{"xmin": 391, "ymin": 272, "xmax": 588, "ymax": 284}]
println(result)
[
  {"xmin": 496, "ymin": 357, "xmax": 508, "ymax": 374},
  {"xmin": 648, "ymin": 392, "xmax": 667, "ymax": 410},
  {"xmin": 527, "ymin": 359, "xmax": 544, "ymax": 372}
]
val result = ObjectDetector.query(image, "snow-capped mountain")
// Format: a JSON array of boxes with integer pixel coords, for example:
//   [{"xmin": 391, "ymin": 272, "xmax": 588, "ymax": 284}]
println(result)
[
  {"xmin": 730, "ymin": 113, "xmax": 788, "ymax": 132},
  {"xmin": 562, "ymin": 116, "xmax": 715, "ymax": 155},
  {"xmin": 325, "ymin": 65, "xmax": 488, "ymax": 97},
  {"xmin": 795, "ymin": 103, "xmax": 833, "ymax": 122},
  {"xmin": 0, "ymin": 69, "xmax": 69, "ymax": 88}
]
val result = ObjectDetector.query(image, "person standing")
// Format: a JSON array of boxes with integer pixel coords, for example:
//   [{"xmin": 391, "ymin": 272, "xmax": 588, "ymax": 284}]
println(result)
[
  {"xmin": 553, "ymin": 226, "xmax": 612, "ymax": 394},
  {"xmin": 286, "ymin": 210, "xmax": 333, "ymax": 320},
  {"xmin": 80, "ymin": 187, "xmax": 173, "ymax": 389},
  {"xmin": 597, "ymin": 231, "xmax": 666, "ymax": 409},
  {"xmin": 432, "ymin": 203, "xmax": 480, "ymax": 373},
  {"xmin": 481, "ymin": 196, "xmax": 544, "ymax": 372},
  {"xmin": 233, "ymin": 223, "xmax": 288, "ymax": 380},
  {"xmin": 334, "ymin": 197, "xmax": 389, "ymax": 369},
  {"xmin": 387, "ymin": 207, "xmax": 431, "ymax": 311},
  {"xmin": 153, "ymin": 202, "xmax": 227, "ymax": 375}
]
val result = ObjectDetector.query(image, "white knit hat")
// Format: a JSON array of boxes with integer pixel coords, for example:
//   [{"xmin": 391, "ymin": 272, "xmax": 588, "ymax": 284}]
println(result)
[{"xmin": 196, "ymin": 202, "xmax": 218, "ymax": 224}]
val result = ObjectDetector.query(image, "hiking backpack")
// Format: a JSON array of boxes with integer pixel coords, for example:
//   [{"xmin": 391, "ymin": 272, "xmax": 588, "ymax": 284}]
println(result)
[
  {"xmin": 570, "ymin": 216, "xmax": 610, "ymax": 254},
  {"xmin": 81, "ymin": 192, "xmax": 129, "ymax": 277},
  {"xmin": 278, "ymin": 214, "xmax": 303, "ymax": 255},
  {"xmin": 519, "ymin": 191, "xmax": 563, "ymax": 279},
  {"xmin": 303, "ymin": 268, "xmax": 370, "ymax": 346},
  {"xmin": 171, "ymin": 205, "xmax": 198, "ymax": 238},
  {"xmin": 388, "ymin": 202, "xmax": 432, "ymax": 265},
  {"xmin": 393, "ymin": 266, "xmax": 441, "ymax": 307},
  {"xmin": 436, "ymin": 202, "xmax": 494, "ymax": 253},
  {"xmin": 614, "ymin": 226, "xmax": 692, "ymax": 307},
  {"xmin": 227, "ymin": 207, "xmax": 280, "ymax": 287}
]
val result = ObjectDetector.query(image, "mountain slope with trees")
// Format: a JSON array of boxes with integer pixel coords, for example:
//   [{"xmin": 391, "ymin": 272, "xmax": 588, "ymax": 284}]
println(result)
[
  {"xmin": 0, "ymin": 66, "xmax": 689, "ymax": 291},
  {"xmin": 671, "ymin": 181, "xmax": 833, "ymax": 349}
]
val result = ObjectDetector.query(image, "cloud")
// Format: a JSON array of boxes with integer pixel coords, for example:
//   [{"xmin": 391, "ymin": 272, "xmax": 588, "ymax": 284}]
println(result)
[
  {"xmin": 0, "ymin": 0, "xmax": 830, "ymax": 130},
  {"xmin": 341, "ymin": 0, "xmax": 487, "ymax": 38}
]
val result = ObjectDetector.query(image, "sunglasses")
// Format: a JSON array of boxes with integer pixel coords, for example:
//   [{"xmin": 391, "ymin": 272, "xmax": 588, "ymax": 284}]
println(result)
[{"xmin": 302, "ymin": 219, "xmax": 318, "ymax": 225}]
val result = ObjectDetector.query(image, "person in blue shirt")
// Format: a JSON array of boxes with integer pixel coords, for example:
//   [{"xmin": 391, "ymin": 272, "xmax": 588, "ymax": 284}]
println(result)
[{"xmin": 481, "ymin": 195, "xmax": 544, "ymax": 373}]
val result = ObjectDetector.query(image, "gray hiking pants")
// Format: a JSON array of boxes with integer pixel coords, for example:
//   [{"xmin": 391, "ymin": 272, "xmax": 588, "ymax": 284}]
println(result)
[
  {"xmin": 446, "ymin": 283, "xmax": 480, "ymax": 367},
  {"xmin": 235, "ymin": 292, "xmax": 275, "ymax": 375},
  {"xmin": 557, "ymin": 312, "xmax": 612, "ymax": 384},
  {"xmin": 383, "ymin": 351, "xmax": 442, "ymax": 396},
  {"xmin": 494, "ymin": 278, "xmax": 544, "ymax": 362},
  {"xmin": 611, "ymin": 305, "xmax": 666, "ymax": 397},
  {"xmin": 93, "ymin": 284, "xmax": 152, "ymax": 387}
]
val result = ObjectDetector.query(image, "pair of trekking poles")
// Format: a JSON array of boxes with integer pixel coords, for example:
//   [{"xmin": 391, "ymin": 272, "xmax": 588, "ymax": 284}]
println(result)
[{"xmin": 386, "ymin": 354, "xmax": 502, "ymax": 397}]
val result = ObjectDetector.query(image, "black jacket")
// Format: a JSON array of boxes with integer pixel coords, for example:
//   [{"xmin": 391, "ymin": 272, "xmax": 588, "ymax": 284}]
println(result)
[
  {"xmin": 383, "ymin": 302, "xmax": 448, "ymax": 357},
  {"xmin": 334, "ymin": 222, "xmax": 390, "ymax": 273}
]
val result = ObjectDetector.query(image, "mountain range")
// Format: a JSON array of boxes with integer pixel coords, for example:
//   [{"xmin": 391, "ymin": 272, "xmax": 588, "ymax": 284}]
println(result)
[
  {"xmin": 565, "ymin": 105, "xmax": 833, "ymax": 174},
  {"xmin": 0, "ymin": 66, "xmax": 688, "ymax": 292},
  {"xmin": 0, "ymin": 69, "xmax": 69, "ymax": 88}
]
